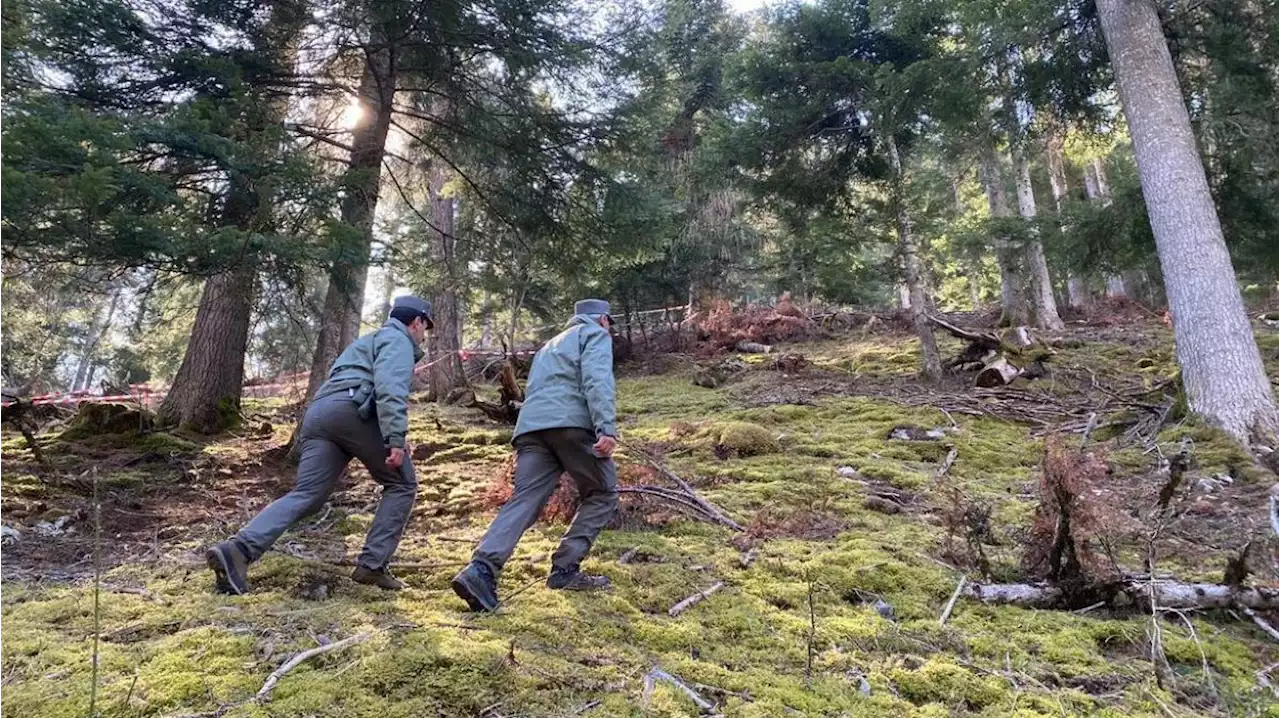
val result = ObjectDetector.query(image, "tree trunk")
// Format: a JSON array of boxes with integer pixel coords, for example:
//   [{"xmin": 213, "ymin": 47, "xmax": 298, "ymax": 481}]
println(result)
[
  {"xmin": 426, "ymin": 159, "xmax": 466, "ymax": 400},
  {"xmin": 157, "ymin": 262, "xmax": 256, "ymax": 432},
  {"xmin": 156, "ymin": 1, "xmax": 305, "ymax": 433},
  {"xmin": 1011, "ymin": 149, "xmax": 1065, "ymax": 330},
  {"xmin": 301, "ymin": 44, "xmax": 397, "ymax": 405},
  {"xmin": 1046, "ymin": 138, "xmax": 1090, "ymax": 311},
  {"xmin": 1082, "ymin": 159, "xmax": 1128, "ymax": 298},
  {"xmin": 979, "ymin": 144, "xmax": 1031, "ymax": 326},
  {"xmin": 886, "ymin": 135, "xmax": 941, "ymax": 381},
  {"xmin": 73, "ymin": 288, "xmax": 122, "ymax": 391},
  {"xmin": 1097, "ymin": 0, "xmax": 1277, "ymax": 445}
]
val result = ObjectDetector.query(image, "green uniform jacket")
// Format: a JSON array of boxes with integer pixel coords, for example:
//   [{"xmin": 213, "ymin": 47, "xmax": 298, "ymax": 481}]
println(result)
[
  {"xmin": 315, "ymin": 319, "xmax": 424, "ymax": 448},
  {"xmin": 514, "ymin": 315, "xmax": 616, "ymax": 439}
]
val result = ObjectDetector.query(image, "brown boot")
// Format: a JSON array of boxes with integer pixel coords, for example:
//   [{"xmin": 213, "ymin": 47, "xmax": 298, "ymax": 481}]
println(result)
[{"xmin": 351, "ymin": 565, "xmax": 406, "ymax": 591}]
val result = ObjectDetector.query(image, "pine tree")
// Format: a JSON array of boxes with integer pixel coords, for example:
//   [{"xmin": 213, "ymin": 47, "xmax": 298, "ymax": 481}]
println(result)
[{"xmin": 1096, "ymin": 0, "xmax": 1276, "ymax": 444}]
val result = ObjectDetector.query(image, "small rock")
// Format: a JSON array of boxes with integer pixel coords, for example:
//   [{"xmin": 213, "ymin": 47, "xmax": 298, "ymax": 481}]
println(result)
[
  {"xmin": 873, "ymin": 598, "xmax": 896, "ymax": 621},
  {"xmin": 35, "ymin": 515, "xmax": 74, "ymax": 536},
  {"xmin": 864, "ymin": 497, "xmax": 902, "ymax": 515}
]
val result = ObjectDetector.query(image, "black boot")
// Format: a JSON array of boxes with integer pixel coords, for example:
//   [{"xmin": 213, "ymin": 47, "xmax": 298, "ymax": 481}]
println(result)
[
  {"xmin": 451, "ymin": 562, "xmax": 499, "ymax": 612},
  {"xmin": 206, "ymin": 541, "xmax": 252, "ymax": 595},
  {"xmin": 351, "ymin": 565, "xmax": 407, "ymax": 590},
  {"xmin": 547, "ymin": 566, "xmax": 610, "ymax": 591}
]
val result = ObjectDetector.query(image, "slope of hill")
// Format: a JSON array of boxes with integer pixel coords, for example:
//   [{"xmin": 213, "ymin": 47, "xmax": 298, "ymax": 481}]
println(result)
[{"xmin": 2, "ymin": 317, "xmax": 1276, "ymax": 717}]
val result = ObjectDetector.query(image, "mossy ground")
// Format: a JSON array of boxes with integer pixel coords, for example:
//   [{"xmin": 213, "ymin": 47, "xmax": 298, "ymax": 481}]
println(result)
[{"xmin": 2, "ymin": 318, "xmax": 1277, "ymax": 717}]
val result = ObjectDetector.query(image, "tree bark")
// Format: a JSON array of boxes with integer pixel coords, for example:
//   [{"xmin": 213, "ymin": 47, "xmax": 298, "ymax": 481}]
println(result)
[
  {"xmin": 1097, "ymin": 0, "xmax": 1278, "ymax": 445},
  {"xmin": 1011, "ymin": 149, "xmax": 1064, "ymax": 330},
  {"xmin": 425, "ymin": 159, "xmax": 466, "ymax": 400},
  {"xmin": 979, "ymin": 144, "xmax": 1031, "ymax": 326},
  {"xmin": 1045, "ymin": 138, "xmax": 1090, "ymax": 311},
  {"xmin": 886, "ymin": 135, "xmax": 941, "ymax": 381},
  {"xmin": 157, "ymin": 262, "xmax": 257, "ymax": 431},
  {"xmin": 302, "ymin": 42, "xmax": 397, "ymax": 404}
]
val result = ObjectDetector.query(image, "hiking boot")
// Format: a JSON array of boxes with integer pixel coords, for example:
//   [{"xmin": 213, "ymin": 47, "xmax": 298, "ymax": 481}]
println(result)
[
  {"xmin": 206, "ymin": 541, "xmax": 251, "ymax": 595},
  {"xmin": 351, "ymin": 565, "xmax": 406, "ymax": 591},
  {"xmin": 451, "ymin": 562, "xmax": 499, "ymax": 612},
  {"xmin": 547, "ymin": 568, "xmax": 611, "ymax": 591}
]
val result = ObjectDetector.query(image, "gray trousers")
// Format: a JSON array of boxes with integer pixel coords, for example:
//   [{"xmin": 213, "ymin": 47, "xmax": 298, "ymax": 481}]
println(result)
[
  {"xmin": 473, "ymin": 428, "xmax": 619, "ymax": 575},
  {"xmin": 235, "ymin": 392, "xmax": 417, "ymax": 570}
]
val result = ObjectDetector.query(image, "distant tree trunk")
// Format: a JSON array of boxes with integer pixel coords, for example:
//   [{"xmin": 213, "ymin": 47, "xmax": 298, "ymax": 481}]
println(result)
[
  {"xmin": 426, "ymin": 159, "xmax": 466, "ymax": 400},
  {"xmin": 1082, "ymin": 159, "xmax": 1128, "ymax": 298},
  {"xmin": 979, "ymin": 145, "xmax": 1031, "ymax": 326},
  {"xmin": 1097, "ymin": 0, "xmax": 1277, "ymax": 445},
  {"xmin": 954, "ymin": 176, "xmax": 984, "ymax": 311},
  {"xmin": 1045, "ymin": 138, "xmax": 1090, "ymax": 311},
  {"xmin": 302, "ymin": 42, "xmax": 397, "ymax": 404},
  {"xmin": 886, "ymin": 135, "xmax": 941, "ymax": 381},
  {"xmin": 1011, "ymin": 148, "xmax": 1065, "ymax": 330},
  {"xmin": 479, "ymin": 291, "xmax": 494, "ymax": 349},
  {"xmin": 73, "ymin": 288, "xmax": 122, "ymax": 391}
]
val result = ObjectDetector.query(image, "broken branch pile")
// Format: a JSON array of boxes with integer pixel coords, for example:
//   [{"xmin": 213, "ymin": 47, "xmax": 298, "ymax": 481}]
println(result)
[
  {"xmin": 927, "ymin": 315, "xmax": 1052, "ymax": 387},
  {"xmin": 620, "ymin": 442, "xmax": 744, "ymax": 532}
]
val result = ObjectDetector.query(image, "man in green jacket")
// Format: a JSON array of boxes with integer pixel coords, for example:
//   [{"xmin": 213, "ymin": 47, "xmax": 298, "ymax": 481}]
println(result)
[
  {"xmin": 206, "ymin": 295, "xmax": 433, "ymax": 594},
  {"xmin": 451, "ymin": 299, "xmax": 620, "ymax": 612}
]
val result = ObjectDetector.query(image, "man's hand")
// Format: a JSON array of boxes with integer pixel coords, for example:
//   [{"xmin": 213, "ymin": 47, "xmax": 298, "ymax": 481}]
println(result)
[
  {"xmin": 386, "ymin": 446, "xmax": 406, "ymax": 469},
  {"xmin": 593, "ymin": 434, "xmax": 617, "ymax": 458}
]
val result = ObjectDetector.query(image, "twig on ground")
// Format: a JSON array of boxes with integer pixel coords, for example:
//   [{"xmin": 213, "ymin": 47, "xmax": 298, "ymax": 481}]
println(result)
[
  {"xmin": 932, "ymin": 447, "xmax": 959, "ymax": 486},
  {"xmin": 90, "ymin": 467, "xmax": 102, "ymax": 718},
  {"xmin": 939, "ymin": 575, "xmax": 966, "ymax": 626},
  {"xmin": 1238, "ymin": 603, "xmax": 1280, "ymax": 641},
  {"xmin": 257, "ymin": 632, "xmax": 373, "ymax": 700},
  {"xmin": 669, "ymin": 582, "xmax": 725, "ymax": 617},
  {"xmin": 805, "ymin": 578, "xmax": 816, "ymax": 688},
  {"xmin": 649, "ymin": 669, "xmax": 714, "ymax": 712},
  {"xmin": 1072, "ymin": 601, "xmax": 1107, "ymax": 615},
  {"xmin": 1080, "ymin": 412, "xmax": 1098, "ymax": 449},
  {"xmin": 622, "ymin": 441, "xmax": 744, "ymax": 531},
  {"xmin": 498, "ymin": 575, "xmax": 545, "ymax": 608},
  {"xmin": 1256, "ymin": 661, "xmax": 1279, "ymax": 694}
]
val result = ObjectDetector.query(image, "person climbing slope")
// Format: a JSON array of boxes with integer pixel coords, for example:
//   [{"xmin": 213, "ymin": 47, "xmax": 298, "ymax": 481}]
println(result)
[{"xmin": 451, "ymin": 299, "xmax": 620, "ymax": 612}]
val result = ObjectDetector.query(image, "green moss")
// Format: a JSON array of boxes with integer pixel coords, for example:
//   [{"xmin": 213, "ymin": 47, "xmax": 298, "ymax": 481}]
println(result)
[
  {"xmin": 891, "ymin": 657, "xmax": 1011, "ymax": 709},
  {"xmin": 697, "ymin": 421, "xmax": 780, "ymax": 456}
]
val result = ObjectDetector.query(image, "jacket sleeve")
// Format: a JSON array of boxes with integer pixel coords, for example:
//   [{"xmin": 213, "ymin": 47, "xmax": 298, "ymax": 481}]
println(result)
[
  {"xmin": 372, "ymin": 329, "xmax": 415, "ymax": 447},
  {"xmin": 579, "ymin": 325, "xmax": 617, "ymax": 438}
]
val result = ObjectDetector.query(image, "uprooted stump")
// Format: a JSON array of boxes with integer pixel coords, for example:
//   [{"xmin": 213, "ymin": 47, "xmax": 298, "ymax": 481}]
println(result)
[
  {"xmin": 928, "ymin": 315, "xmax": 1054, "ymax": 387},
  {"xmin": 692, "ymin": 357, "xmax": 747, "ymax": 388},
  {"xmin": 61, "ymin": 403, "xmax": 153, "ymax": 440}
]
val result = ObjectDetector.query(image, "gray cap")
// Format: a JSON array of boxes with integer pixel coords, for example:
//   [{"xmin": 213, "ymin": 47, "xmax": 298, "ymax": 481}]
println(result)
[
  {"xmin": 391, "ymin": 294, "xmax": 434, "ymax": 329},
  {"xmin": 574, "ymin": 298, "xmax": 612, "ymax": 321}
]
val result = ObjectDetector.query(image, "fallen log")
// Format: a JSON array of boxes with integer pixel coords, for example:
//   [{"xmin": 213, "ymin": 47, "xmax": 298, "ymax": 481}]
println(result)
[
  {"xmin": 963, "ymin": 580, "xmax": 1278, "ymax": 611},
  {"xmin": 975, "ymin": 356, "xmax": 1022, "ymax": 388},
  {"xmin": 735, "ymin": 340, "xmax": 773, "ymax": 354}
]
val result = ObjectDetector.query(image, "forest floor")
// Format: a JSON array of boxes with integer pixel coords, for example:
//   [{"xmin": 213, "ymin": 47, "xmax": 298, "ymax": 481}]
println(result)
[{"xmin": 2, "ymin": 311, "xmax": 1278, "ymax": 717}]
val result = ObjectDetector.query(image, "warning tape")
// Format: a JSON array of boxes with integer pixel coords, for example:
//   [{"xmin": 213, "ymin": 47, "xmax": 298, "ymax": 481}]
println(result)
[{"xmin": 1, "ymin": 346, "xmax": 550, "ymax": 409}]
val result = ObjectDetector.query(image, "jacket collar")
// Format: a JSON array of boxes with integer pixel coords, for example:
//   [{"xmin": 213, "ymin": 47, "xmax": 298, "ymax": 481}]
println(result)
[
  {"xmin": 384, "ymin": 318, "xmax": 425, "ymax": 362},
  {"xmin": 567, "ymin": 313, "xmax": 600, "ymax": 329}
]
